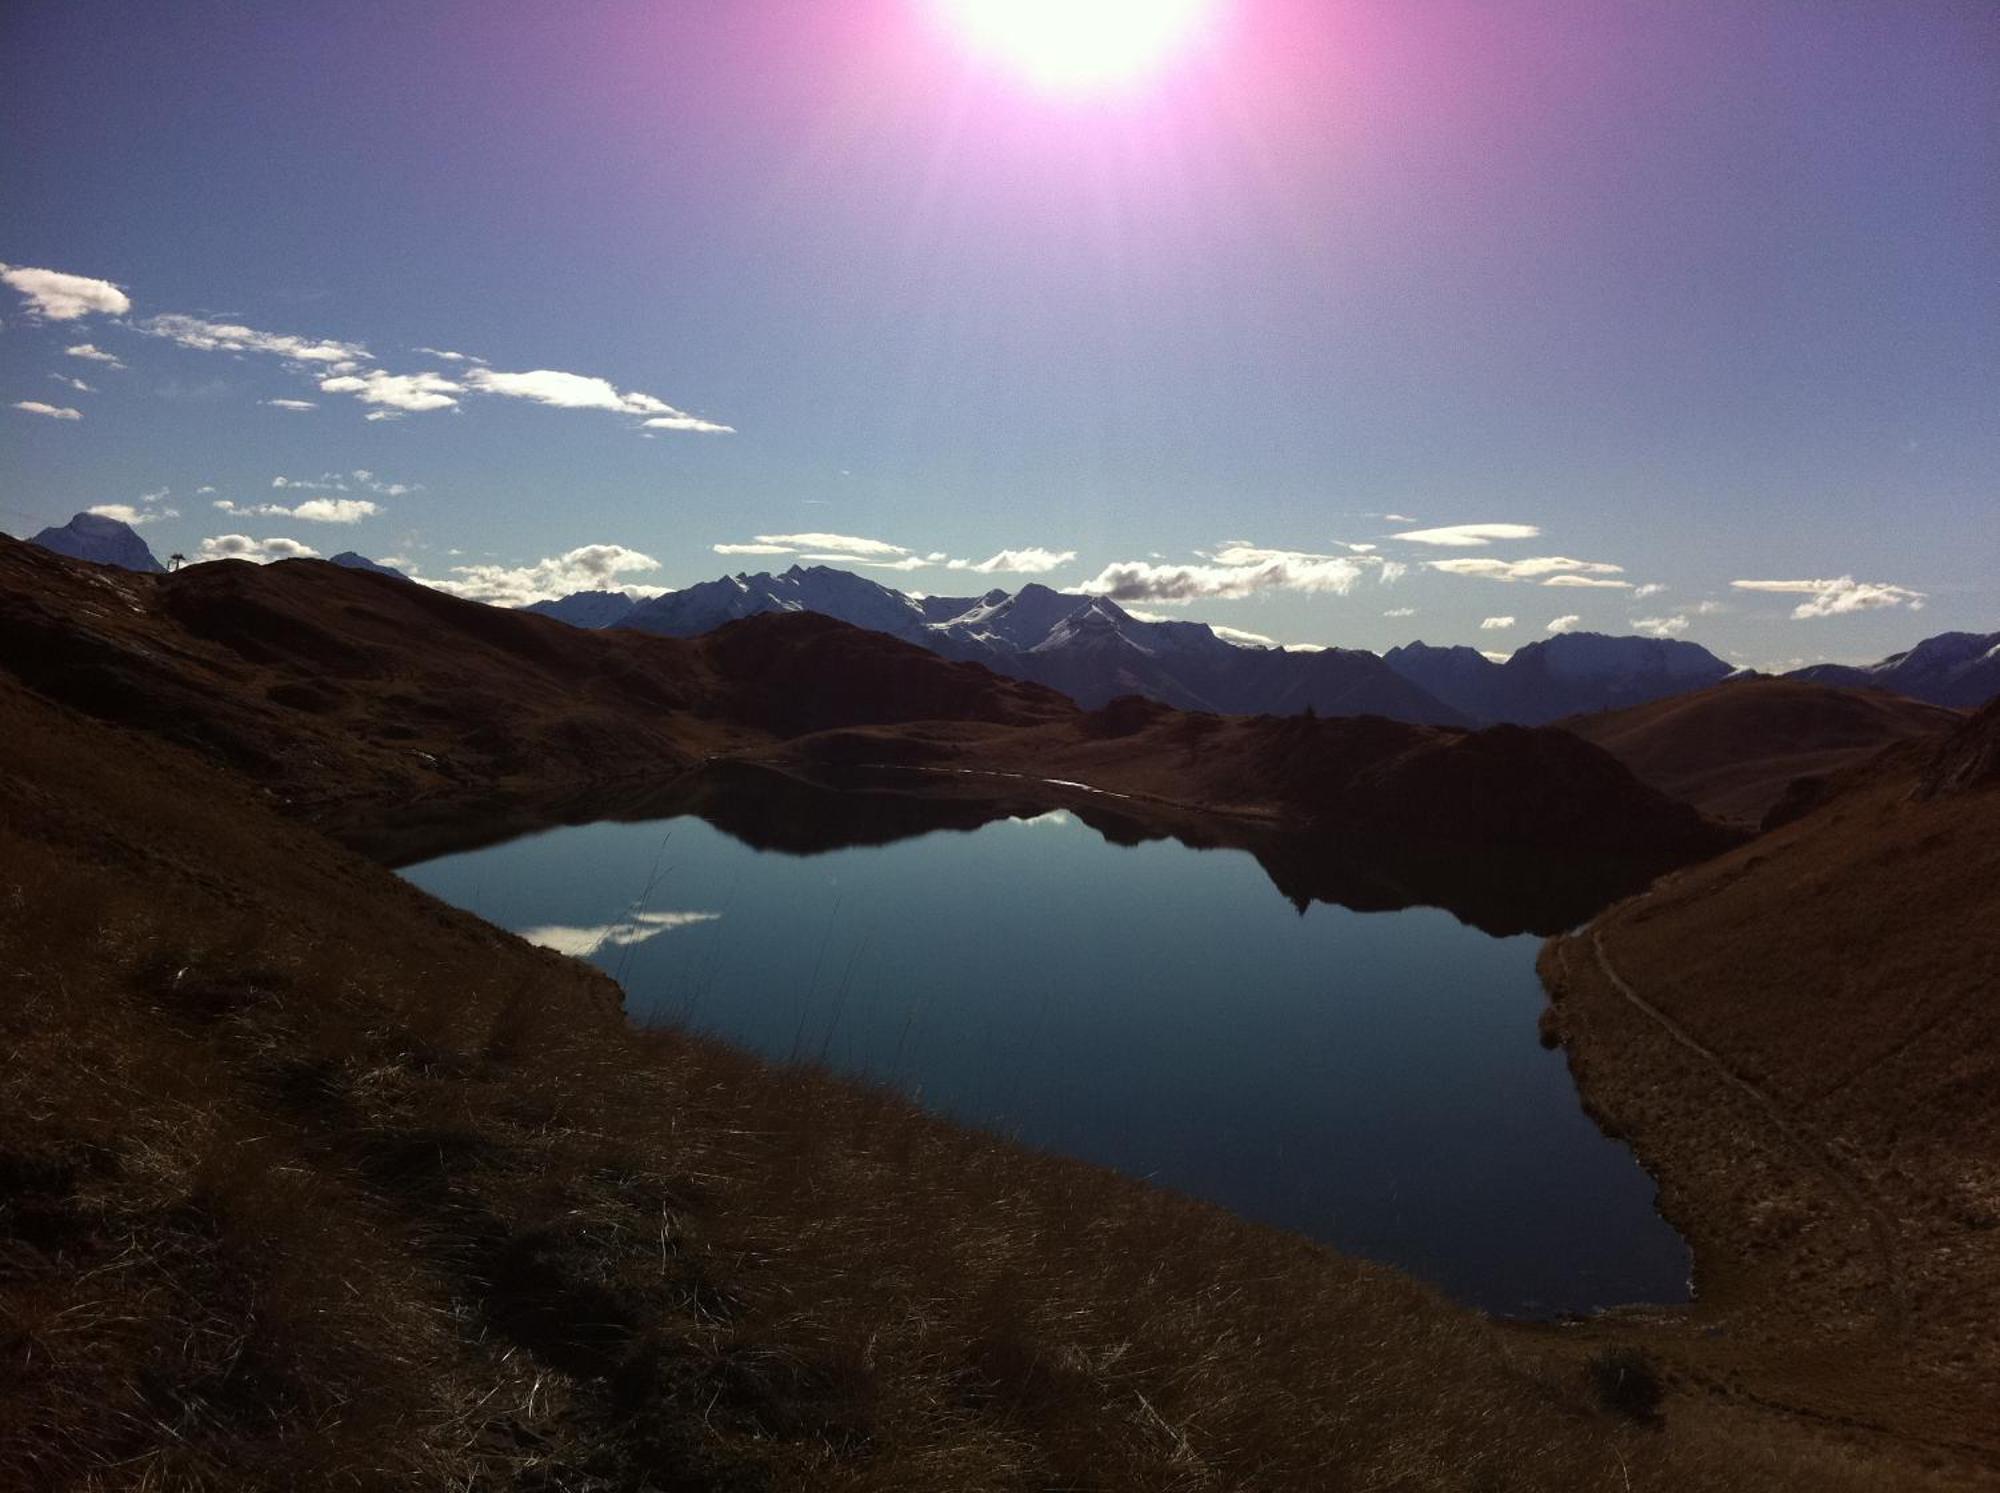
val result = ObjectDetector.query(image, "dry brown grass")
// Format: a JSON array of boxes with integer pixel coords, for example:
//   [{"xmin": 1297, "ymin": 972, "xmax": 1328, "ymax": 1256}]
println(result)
[{"xmin": 2, "ymin": 680, "xmax": 1988, "ymax": 1490}]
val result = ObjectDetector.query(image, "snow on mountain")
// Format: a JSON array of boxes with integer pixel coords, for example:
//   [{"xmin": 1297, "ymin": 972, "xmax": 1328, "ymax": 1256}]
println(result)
[
  {"xmin": 1788, "ymin": 630, "xmax": 2000, "ymax": 709},
  {"xmin": 522, "ymin": 589, "xmax": 637, "ymax": 628},
  {"xmin": 624, "ymin": 564, "xmax": 930, "ymax": 643}
]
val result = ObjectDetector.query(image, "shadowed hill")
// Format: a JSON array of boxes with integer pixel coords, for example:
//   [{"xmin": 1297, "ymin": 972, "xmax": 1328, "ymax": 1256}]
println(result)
[
  {"xmin": 0, "ymin": 537, "xmax": 1070, "ymax": 824},
  {"xmin": 0, "ymin": 539, "xmax": 1737, "ymax": 865},
  {"xmin": 1558, "ymin": 677, "xmax": 1962, "ymax": 824},
  {"xmin": 1540, "ymin": 699, "xmax": 2000, "ymax": 1458}
]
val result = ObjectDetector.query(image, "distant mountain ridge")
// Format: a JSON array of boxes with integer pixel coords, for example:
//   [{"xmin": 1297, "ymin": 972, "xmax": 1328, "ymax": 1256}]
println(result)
[
  {"xmin": 617, "ymin": 565, "xmax": 1464, "ymax": 724},
  {"xmin": 1386, "ymin": 633, "xmax": 1738, "ymax": 725},
  {"xmin": 28, "ymin": 512, "xmax": 165, "ymax": 573},
  {"xmin": 1786, "ymin": 630, "xmax": 2000, "ymax": 710},
  {"xmin": 329, "ymin": 551, "xmax": 409, "ymax": 581}
]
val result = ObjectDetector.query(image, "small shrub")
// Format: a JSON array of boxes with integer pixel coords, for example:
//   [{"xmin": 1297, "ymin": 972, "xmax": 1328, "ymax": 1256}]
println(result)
[{"xmin": 1589, "ymin": 1346, "xmax": 1664, "ymax": 1422}]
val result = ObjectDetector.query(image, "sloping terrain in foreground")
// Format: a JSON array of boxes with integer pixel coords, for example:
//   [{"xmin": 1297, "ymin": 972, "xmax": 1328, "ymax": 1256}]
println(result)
[
  {"xmin": 1541, "ymin": 701, "xmax": 2000, "ymax": 1465},
  {"xmin": 0, "ymin": 655, "xmax": 1976, "ymax": 1488},
  {"xmin": 1558, "ymin": 677, "xmax": 1963, "ymax": 824}
]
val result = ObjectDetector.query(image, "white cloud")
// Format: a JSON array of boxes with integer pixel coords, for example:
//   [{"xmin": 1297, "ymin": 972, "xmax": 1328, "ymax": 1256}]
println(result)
[
  {"xmin": 141, "ymin": 313, "xmax": 368, "ymax": 366},
  {"xmin": 1545, "ymin": 614, "xmax": 1582, "ymax": 634},
  {"xmin": 1481, "ymin": 650, "xmax": 1512, "ymax": 664},
  {"xmin": 214, "ymin": 497, "xmax": 379, "ymax": 524},
  {"xmin": 319, "ymin": 368, "xmax": 461, "ymax": 413},
  {"xmin": 1541, "ymin": 574, "xmax": 1631, "ymax": 590},
  {"xmin": 1631, "ymin": 615, "xmax": 1690, "ymax": 638},
  {"xmin": 413, "ymin": 346, "xmax": 485, "ymax": 364},
  {"xmin": 946, "ymin": 547, "xmax": 1078, "ymax": 574},
  {"xmin": 86, "ymin": 503, "xmax": 174, "ymax": 526},
  {"xmin": 65, "ymin": 343, "xmax": 126, "ymax": 367},
  {"xmin": 1, "ymin": 264, "xmax": 131, "ymax": 320},
  {"xmin": 1729, "ymin": 576, "xmax": 1926, "ymax": 619},
  {"xmin": 1479, "ymin": 615, "xmax": 1516, "ymax": 630},
  {"xmin": 1391, "ymin": 522, "xmax": 1541, "ymax": 547},
  {"xmin": 1693, "ymin": 599, "xmax": 1728, "ymax": 615},
  {"xmin": 428, "ymin": 543, "xmax": 663, "ymax": 606},
  {"xmin": 713, "ymin": 542, "xmax": 796, "ymax": 556},
  {"xmin": 799, "ymin": 552, "xmax": 929, "ymax": 571},
  {"xmin": 50, "ymin": 373, "xmax": 94, "ymax": 393},
  {"xmin": 641, "ymin": 413, "xmax": 735, "ymax": 433},
  {"xmin": 1631, "ymin": 582, "xmax": 1668, "ymax": 599},
  {"xmin": 516, "ymin": 910, "xmax": 720, "ymax": 959},
  {"xmin": 1383, "ymin": 606, "xmax": 1417, "ymax": 618},
  {"xmin": 1378, "ymin": 560, "xmax": 1408, "ymax": 584},
  {"xmin": 261, "ymin": 398, "xmax": 317, "ymax": 411},
  {"xmin": 461, "ymin": 366, "xmax": 734, "ymax": 431},
  {"xmin": 1081, "ymin": 543, "xmax": 1366, "ymax": 603},
  {"xmin": 1209, "ymin": 624, "xmax": 1278, "ymax": 648},
  {"xmin": 753, "ymin": 532, "xmax": 911, "ymax": 559},
  {"xmin": 1428, "ymin": 556, "xmax": 1626, "ymax": 583},
  {"xmin": 1345, "ymin": 542, "xmax": 1378, "ymax": 553},
  {"xmin": 13, "ymin": 400, "xmax": 82, "ymax": 420},
  {"xmin": 364, "ymin": 409, "xmax": 402, "ymax": 422},
  {"xmin": 198, "ymin": 534, "xmax": 320, "ymax": 563}
]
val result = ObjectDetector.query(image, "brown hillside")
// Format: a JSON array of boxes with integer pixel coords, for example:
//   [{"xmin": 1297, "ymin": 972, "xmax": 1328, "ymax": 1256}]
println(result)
[
  {"xmin": 0, "ymin": 629, "xmax": 1975, "ymax": 1487},
  {"xmin": 1558, "ymin": 676, "xmax": 1962, "ymax": 824},
  {"xmin": 0, "ymin": 539, "xmax": 1736, "ymax": 866},
  {"xmin": 1540, "ymin": 699, "xmax": 2000, "ymax": 1460}
]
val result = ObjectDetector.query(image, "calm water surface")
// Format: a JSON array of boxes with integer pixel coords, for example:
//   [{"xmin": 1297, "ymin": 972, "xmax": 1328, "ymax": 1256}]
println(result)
[{"xmin": 401, "ymin": 797, "xmax": 1688, "ymax": 1317}]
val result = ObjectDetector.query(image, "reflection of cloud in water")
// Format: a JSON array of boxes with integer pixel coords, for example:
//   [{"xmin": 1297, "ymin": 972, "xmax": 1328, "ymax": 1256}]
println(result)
[
  {"xmin": 1007, "ymin": 810, "xmax": 1073, "ymax": 828},
  {"xmin": 517, "ymin": 910, "xmax": 721, "ymax": 958}
]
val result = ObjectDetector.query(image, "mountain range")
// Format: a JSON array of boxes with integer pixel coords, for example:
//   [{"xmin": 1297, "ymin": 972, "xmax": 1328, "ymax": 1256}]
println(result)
[{"xmin": 19, "ymin": 511, "xmax": 1997, "ymax": 720}]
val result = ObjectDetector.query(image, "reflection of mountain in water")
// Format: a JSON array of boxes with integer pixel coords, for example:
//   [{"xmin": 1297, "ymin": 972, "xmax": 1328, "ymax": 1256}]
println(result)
[{"xmin": 367, "ymin": 762, "xmax": 1673, "ymax": 938}]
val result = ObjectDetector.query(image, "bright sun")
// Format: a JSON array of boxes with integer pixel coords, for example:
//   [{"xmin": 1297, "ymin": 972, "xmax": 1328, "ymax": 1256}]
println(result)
[{"xmin": 937, "ymin": 0, "xmax": 1217, "ymax": 92}]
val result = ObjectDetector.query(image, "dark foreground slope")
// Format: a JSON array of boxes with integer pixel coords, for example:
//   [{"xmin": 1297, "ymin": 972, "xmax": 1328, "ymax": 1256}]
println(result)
[
  {"xmin": 0, "ymin": 659, "xmax": 1967, "ymax": 1488},
  {"xmin": 1541, "ymin": 702, "xmax": 2000, "ymax": 1462},
  {"xmin": 1558, "ymin": 677, "xmax": 1962, "ymax": 824}
]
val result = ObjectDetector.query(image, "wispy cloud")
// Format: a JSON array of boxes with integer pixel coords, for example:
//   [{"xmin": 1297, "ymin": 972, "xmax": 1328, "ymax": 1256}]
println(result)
[
  {"xmin": 141, "ymin": 313, "xmax": 368, "ymax": 367},
  {"xmin": 50, "ymin": 373, "xmax": 95, "ymax": 393},
  {"xmin": 261, "ymin": 398, "xmax": 317, "ymax": 411},
  {"xmin": 708, "ymin": 532, "xmax": 1070, "ymax": 573},
  {"xmin": 87, "ymin": 502, "xmax": 176, "ymax": 526},
  {"xmin": 1631, "ymin": 614, "xmax": 1690, "ymax": 638},
  {"xmin": 945, "ymin": 547, "xmax": 1078, "ymax": 574},
  {"xmin": 1428, "ymin": 556, "xmax": 1626, "ymax": 583},
  {"xmin": 1, "ymin": 264, "xmax": 131, "ymax": 320},
  {"xmin": 1479, "ymin": 615, "xmax": 1515, "ymax": 630},
  {"xmin": 1545, "ymin": 614, "xmax": 1582, "ymax": 634},
  {"xmin": 214, "ymin": 497, "xmax": 380, "ymax": 524},
  {"xmin": 426, "ymin": 543, "xmax": 664, "ymax": 606},
  {"xmin": 1540, "ymin": 574, "xmax": 1631, "ymax": 590},
  {"xmin": 1631, "ymin": 582, "xmax": 1667, "ymax": 599},
  {"xmin": 319, "ymin": 368, "xmax": 461, "ymax": 412},
  {"xmin": 12, "ymin": 400, "xmax": 83, "ymax": 420},
  {"xmin": 1391, "ymin": 522, "xmax": 1541, "ymax": 547},
  {"xmin": 65, "ymin": 343, "xmax": 126, "ymax": 367},
  {"xmin": 462, "ymin": 367, "xmax": 734, "ymax": 431},
  {"xmin": 1383, "ymin": 606, "xmax": 1417, "ymax": 618},
  {"xmin": 1730, "ymin": 576, "xmax": 1926, "ymax": 619},
  {"xmin": 198, "ymin": 534, "xmax": 320, "ymax": 563},
  {"xmin": 1209, "ymin": 623, "xmax": 1279, "ymax": 647},
  {"xmin": 1081, "ymin": 542, "xmax": 1369, "ymax": 603}
]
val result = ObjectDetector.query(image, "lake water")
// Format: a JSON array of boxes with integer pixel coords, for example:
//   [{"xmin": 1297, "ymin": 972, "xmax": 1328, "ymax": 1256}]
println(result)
[{"xmin": 400, "ymin": 777, "xmax": 1689, "ymax": 1317}]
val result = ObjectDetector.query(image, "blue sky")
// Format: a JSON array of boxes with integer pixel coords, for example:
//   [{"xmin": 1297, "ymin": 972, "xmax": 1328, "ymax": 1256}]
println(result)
[{"xmin": 3, "ymin": 0, "xmax": 1994, "ymax": 666}]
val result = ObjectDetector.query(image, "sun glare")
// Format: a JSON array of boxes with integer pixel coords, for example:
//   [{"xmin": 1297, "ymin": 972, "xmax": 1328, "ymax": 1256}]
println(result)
[{"xmin": 937, "ymin": 0, "xmax": 1217, "ymax": 92}]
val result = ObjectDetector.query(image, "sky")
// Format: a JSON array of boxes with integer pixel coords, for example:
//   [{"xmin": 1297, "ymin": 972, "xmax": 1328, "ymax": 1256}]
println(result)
[{"xmin": 3, "ymin": 0, "xmax": 1995, "ymax": 667}]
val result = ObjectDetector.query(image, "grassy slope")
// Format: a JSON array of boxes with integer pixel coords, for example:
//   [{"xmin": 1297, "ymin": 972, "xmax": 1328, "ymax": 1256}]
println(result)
[
  {"xmin": 1557, "ymin": 678, "xmax": 1961, "ymax": 826},
  {"xmin": 1541, "ymin": 704, "xmax": 2000, "ymax": 1467},
  {"xmin": 0, "ymin": 692, "xmax": 1974, "ymax": 1482}
]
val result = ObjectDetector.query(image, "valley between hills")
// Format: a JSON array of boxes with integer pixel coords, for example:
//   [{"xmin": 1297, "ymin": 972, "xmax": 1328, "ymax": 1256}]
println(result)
[{"xmin": 3, "ymin": 534, "xmax": 1997, "ymax": 1490}]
